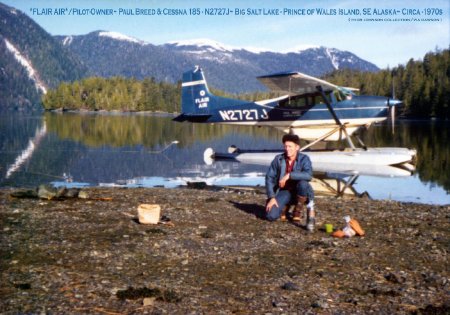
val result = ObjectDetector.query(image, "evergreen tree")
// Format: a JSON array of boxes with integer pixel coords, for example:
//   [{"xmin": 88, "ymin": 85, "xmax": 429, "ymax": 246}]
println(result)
[{"xmin": 323, "ymin": 49, "xmax": 449, "ymax": 119}]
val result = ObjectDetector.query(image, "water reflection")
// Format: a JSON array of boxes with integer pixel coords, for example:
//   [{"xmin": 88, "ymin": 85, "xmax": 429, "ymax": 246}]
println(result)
[
  {"xmin": 361, "ymin": 120, "xmax": 450, "ymax": 193},
  {"xmin": 5, "ymin": 120, "xmax": 47, "ymax": 179},
  {"xmin": 0, "ymin": 112, "xmax": 448, "ymax": 205},
  {"xmin": 43, "ymin": 112, "xmax": 281, "ymax": 148}
]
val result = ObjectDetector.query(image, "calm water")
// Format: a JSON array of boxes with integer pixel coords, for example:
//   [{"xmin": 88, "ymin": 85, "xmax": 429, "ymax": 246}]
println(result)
[{"xmin": 1, "ymin": 112, "xmax": 449, "ymax": 205}]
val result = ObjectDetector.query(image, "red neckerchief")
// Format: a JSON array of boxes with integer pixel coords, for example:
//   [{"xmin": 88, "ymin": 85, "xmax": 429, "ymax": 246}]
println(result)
[
  {"xmin": 285, "ymin": 154, "xmax": 297, "ymax": 175},
  {"xmin": 283, "ymin": 154, "xmax": 297, "ymax": 190}
]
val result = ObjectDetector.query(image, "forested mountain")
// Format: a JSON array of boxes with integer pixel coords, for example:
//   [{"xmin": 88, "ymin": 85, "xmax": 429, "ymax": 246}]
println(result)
[
  {"xmin": 0, "ymin": 3, "xmax": 87, "ymax": 110},
  {"xmin": 56, "ymin": 31, "xmax": 379, "ymax": 93},
  {"xmin": 323, "ymin": 49, "xmax": 450, "ymax": 119}
]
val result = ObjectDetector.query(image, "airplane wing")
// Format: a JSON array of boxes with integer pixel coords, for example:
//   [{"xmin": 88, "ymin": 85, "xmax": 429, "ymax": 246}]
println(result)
[{"xmin": 257, "ymin": 71, "xmax": 339, "ymax": 95}]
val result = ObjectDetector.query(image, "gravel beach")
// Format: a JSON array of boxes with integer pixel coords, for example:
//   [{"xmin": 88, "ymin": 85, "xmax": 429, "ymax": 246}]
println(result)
[{"xmin": 1, "ymin": 186, "xmax": 449, "ymax": 314}]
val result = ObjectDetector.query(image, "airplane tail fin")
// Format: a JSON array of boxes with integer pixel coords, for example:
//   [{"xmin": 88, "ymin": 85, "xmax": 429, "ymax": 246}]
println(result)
[{"xmin": 174, "ymin": 66, "xmax": 246, "ymax": 122}]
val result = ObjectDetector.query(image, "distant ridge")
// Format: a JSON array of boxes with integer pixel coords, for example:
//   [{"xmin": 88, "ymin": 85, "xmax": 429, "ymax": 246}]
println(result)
[
  {"xmin": 59, "ymin": 31, "xmax": 379, "ymax": 93},
  {"xmin": 1, "ymin": 2, "xmax": 379, "ymax": 110}
]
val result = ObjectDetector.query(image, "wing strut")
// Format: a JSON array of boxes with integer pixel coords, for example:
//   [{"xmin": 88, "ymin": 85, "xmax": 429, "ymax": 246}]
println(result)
[{"xmin": 316, "ymin": 85, "xmax": 356, "ymax": 150}]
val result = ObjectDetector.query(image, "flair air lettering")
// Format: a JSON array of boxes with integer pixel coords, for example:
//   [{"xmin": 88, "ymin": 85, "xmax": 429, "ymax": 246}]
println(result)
[
  {"xmin": 219, "ymin": 109, "xmax": 269, "ymax": 121},
  {"xmin": 195, "ymin": 97, "xmax": 209, "ymax": 108}
]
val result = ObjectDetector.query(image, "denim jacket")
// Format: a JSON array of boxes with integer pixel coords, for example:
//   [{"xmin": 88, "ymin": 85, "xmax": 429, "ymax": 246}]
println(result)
[{"xmin": 265, "ymin": 152, "xmax": 313, "ymax": 199}]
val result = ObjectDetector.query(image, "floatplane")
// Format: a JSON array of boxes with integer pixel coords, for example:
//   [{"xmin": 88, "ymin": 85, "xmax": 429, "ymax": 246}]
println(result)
[{"xmin": 174, "ymin": 66, "xmax": 416, "ymax": 173}]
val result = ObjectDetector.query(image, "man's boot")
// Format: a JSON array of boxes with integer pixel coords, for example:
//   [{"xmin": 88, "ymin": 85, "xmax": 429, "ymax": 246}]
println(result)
[
  {"xmin": 280, "ymin": 205, "xmax": 289, "ymax": 222},
  {"xmin": 293, "ymin": 196, "xmax": 307, "ymax": 222},
  {"xmin": 306, "ymin": 200, "xmax": 316, "ymax": 232}
]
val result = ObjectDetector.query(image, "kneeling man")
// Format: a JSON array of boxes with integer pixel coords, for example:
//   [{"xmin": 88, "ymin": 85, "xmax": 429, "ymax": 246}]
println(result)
[{"xmin": 265, "ymin": 134, "xmax": 315, "ymax": 231}]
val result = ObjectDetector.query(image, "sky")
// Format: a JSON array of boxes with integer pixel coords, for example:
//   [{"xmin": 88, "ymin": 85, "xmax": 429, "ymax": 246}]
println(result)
[{"xmin": 3, "ymin": 0, "xmax": 449, "ymax": 68}]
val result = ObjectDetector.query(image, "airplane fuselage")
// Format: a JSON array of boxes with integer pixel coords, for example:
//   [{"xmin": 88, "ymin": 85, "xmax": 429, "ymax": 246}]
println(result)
[
  {"xmin": 182, "ymin": 93, "xmax": 390, "ymax": 140},
  {"xmin": 175, "ymin": 67, "xmax": 398, "ymax": 141},
  {"xmin": 213, "ymin": 95, "xmax": 389, "ymax": 124}
]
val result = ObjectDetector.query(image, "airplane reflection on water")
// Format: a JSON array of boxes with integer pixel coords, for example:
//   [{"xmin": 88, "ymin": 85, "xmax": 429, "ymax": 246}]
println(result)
[
  {"xmin": 60, "ymin": 150, "xmax": 415, "ymax": 200},
  {"xmin": 92, "ymin": 173, "xmax": 367, "ymax": 199},
  {"xmin": 6, "ymin": 122, "xmax": 413, "ymax": 200},
  {"xmin": 3, "ymin": 112, "xmax": 447, "ymax": 204},
  {"xmin": 43, "ymin": 129, "xmax": 417, "ymax": 200}
]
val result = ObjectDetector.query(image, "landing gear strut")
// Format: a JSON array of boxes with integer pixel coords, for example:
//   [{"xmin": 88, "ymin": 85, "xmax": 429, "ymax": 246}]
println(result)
[{"xmin": 310, "ymin": 85, "xmax": 368, "ymax": 151}]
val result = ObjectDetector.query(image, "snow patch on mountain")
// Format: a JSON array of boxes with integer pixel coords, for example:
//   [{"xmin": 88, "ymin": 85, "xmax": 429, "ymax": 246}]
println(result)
[
  {"xmin": 4, "ymin": 38, "xmax": 47, "ymax": 94},
  {"xmin": 240, "ymin": 46, "xmax": 270, "ymax": 54},
  {"xmin": 62, "ymin": 36, "xmax": 73, "ymax": 46},
  {"xmin": 168, "ymin": 39, "xmax": 346, "ymax": 63},
  {"xmin": 169, "ymin": 39, "xmax": 274, "ymax": 54},
  {"xmin": 183, "ymin": 49, "xmax": 242, "ymax": 64},
  {"xmin": 325, "ymin": 48, "xmax": 340, "ymax": 70},
  {"xmin": 168, "ymin": 39, "xmax": 252, "ymax": 64},
  {"xmin": 283, "ymin": 44, "xmax": 321, "ymax": 54},
  {"xmin": 168, "ymin": 38, "xmax": 235, "ymax": 52},
  {"xmin": 99, "ymin": 31, "xmax": 144, "ymax": 44}
]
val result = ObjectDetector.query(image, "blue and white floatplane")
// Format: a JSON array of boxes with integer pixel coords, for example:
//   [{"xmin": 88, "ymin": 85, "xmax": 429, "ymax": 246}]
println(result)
[{"xmin": 175, "ymin": 66, "xmax": 417, "ymax": 170}]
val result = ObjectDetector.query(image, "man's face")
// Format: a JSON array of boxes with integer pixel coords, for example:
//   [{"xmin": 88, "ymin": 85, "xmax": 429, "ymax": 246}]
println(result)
[{"xmin": 284, "ymin": 141, "xmax": 300, "ymax": 159}]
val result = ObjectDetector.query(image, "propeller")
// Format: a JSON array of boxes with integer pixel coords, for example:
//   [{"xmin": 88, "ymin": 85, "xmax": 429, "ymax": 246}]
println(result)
[
  {"xmin": 390, "ymin": 100, "xmax": 395, "ymax": 134},
  {"xmin": 387, "ymin": 99, "xmax": 396, "ymax": 135},
  {"xmin": 388, "ymin": 77, "xmax": 401, "ymax": 135}
]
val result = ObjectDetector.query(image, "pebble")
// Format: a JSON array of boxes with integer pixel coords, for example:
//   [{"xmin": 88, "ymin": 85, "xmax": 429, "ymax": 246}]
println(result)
[{"xmin": 281, "ymin": 282, "xmax": 300, "ymax": 291}]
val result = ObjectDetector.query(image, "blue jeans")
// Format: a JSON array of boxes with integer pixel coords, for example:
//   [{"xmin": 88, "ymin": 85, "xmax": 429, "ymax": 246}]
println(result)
[{"xmin": 266, "ymin": 180, "xmax": 314, "ymax": 221}]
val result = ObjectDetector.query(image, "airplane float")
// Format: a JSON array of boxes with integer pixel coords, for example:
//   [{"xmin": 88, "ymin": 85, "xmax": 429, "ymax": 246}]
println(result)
[{"xmin": 174, "ymin": 66, "xmax": 416, "ymax": 172}]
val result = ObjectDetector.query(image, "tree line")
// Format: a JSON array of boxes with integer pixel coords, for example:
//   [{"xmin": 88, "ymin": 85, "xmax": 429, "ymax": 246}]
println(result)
[
  {"xmin": 43, "ymin": 48, "xmax": 449, "ymax": 119},
  {"xmin": 41, "ymin": 76, "xmax": 274, "ymax": 112},
  {"xmin": 323, "ymin": 48, "xmax": 449, "ymax": 119},
  {"xmin": 42, "ymin": 77, "xmax": 180, "ymax": 112}
]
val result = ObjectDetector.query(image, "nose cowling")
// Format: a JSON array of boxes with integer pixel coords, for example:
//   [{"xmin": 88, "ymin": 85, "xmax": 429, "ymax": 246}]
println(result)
[{"xmin": 387, "ymin": 99, "xmax": 402, "ymax": 107}]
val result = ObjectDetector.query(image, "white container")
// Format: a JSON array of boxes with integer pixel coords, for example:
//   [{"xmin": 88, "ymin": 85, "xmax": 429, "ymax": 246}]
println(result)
[{"xmin": 137, "ymin": 204, "xmax": 161, "ymax": 224}]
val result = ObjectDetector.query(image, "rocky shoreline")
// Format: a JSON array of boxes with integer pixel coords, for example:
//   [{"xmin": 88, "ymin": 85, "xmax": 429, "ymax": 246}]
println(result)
[{"xmin": 1, "ymin": 186, "xmax": 449, "ymax": 314}]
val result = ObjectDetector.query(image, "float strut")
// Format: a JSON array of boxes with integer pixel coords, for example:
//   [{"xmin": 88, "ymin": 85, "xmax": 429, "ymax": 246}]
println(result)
[{"xmin": 316, "ymin": 85, "xmax": 356, "ymax": 150}]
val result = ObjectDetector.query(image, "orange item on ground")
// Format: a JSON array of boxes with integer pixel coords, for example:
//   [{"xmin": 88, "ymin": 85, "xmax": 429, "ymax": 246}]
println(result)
[
  {"xmin": 332, "ymin": 230, "xmax": 346, "ymax": 238},
  {"xmin": 349, "ymin": 219, "xmax": 365, "ymax": 236}
]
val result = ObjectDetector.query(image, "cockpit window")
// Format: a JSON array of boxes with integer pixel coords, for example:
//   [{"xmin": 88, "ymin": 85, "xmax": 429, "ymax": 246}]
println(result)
[{"xmin": 279, "ymin": 91, "xmax": 332, "ymax": 108}]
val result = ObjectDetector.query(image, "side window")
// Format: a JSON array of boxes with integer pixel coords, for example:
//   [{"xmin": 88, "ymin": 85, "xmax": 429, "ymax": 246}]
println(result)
[
  {"xmin": 279, "ymin": 91, "xmax": 332, "ymax": 108},
  {"xmin": 280, "ymin": 95, "xmax": 308, "ymax": 108},
  {"xmin": 289, "ymin": 96, "xmax": 307, "ymax": 107}
]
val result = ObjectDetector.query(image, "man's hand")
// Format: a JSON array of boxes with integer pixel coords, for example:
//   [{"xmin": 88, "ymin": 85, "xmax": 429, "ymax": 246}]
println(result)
[
  {"xmin": 266, "ymin": 198, "xmax": 278, "ymax": 212},
  {"xmin": 279, "ymin": 173, "xmax": 290, "ymax": 188}
]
